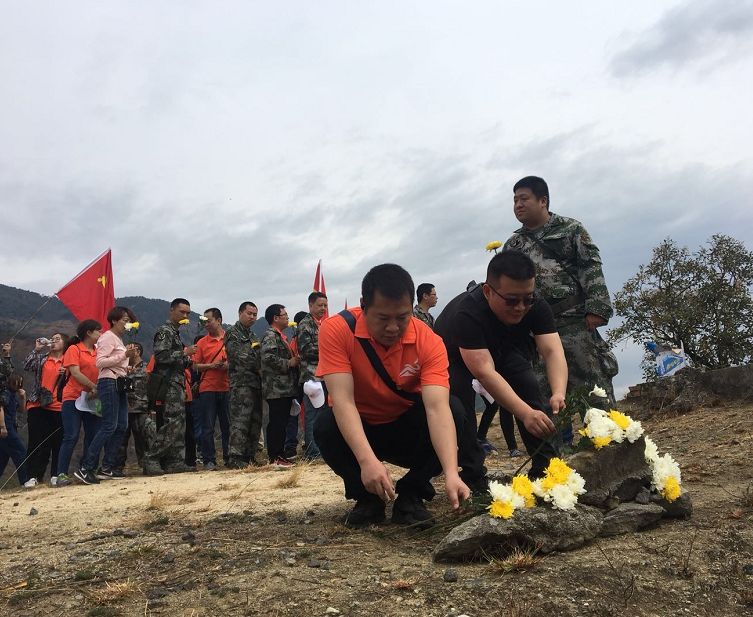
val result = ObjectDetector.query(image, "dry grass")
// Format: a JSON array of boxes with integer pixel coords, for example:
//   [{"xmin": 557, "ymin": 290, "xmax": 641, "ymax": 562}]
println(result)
[
  {"xmin": 739, "ymin": 483, "xmax": 753, "ymax": 509},
  {"xmin": 275, "ymin": 464, "xmax": 305, "ymax": 489},
  {"xmin": 88, "ymin": 580, "xmax": 140, "ymax": 605},
  {"xmin": 242, "ymin": 463, "xmax": 273, "ymax": 473},
  {"xmin": 388, "ymin": 577, "xmax": 419, "ymax": 590},
  {"xmin": 145, "ymin": 492, "xmax": 170, "ymax": 511},
  {"xmin": 215, "ymin": 482, "xmax": 241, "ymax": 492},
  {"xmin": 487, "ymin": 546, "xmax": 541, "ymax": 574}
]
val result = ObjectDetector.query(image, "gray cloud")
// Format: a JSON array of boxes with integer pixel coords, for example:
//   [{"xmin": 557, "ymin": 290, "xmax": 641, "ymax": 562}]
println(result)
[{"xmin": 610, "ymin": 0, "xmax": 753, "ymax": 77}]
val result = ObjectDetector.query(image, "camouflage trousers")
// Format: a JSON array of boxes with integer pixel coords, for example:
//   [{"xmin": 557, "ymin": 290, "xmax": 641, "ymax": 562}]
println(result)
[
  {"xmin": 228, "ymin": 386, "xmax": 263, "ymax": 464},
  {"xmin": 143, "ymin": 383, "xmax": 185, "ymax": 468},
  {"xmin": 114, "ymin": 412, "xmax": 156, "ymax": 470},
  {"xmin": 535, "ymin": 318, "xmax": 619, "ymax": 404}
]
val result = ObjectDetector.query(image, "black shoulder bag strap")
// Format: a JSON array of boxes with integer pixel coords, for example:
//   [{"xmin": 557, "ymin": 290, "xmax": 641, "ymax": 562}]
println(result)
[
  {"xmin": 525, "ymin": 234, "xmax": 586, "ymax": 316},
  {"xmin": 338, "ymin": 310, "xmax": 421, "ymax": 404}
]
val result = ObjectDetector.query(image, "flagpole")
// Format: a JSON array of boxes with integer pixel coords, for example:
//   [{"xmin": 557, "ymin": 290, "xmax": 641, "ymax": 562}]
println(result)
[{"xmin": 8, "ymin": 295, "xmax": 56, "ymax": 342}]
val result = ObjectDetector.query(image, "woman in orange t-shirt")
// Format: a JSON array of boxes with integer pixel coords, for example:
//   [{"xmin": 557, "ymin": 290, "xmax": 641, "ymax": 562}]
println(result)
[
  {"xmin": 22, "ymin": 332, "xmax": 69, "ymax": 487},
  {"xmin": 55, "ymin": 319, "xmax": 102, "ymax": 487}
]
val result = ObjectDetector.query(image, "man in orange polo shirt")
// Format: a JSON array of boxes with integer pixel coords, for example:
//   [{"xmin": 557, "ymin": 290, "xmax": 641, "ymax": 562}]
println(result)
[
  {"xmin": 193, "ymin": 308, "xmax": 230, "ymax": 471},
  {"xmin": 315, "ymin": 264, "xmax": 470, "ymax": 528}
]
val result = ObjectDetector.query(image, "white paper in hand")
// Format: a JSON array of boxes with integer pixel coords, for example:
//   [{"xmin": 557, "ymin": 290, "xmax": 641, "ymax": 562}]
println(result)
[
  {"xmin": 75, "ymin": 391, "xmax": 96, "ymax": 413},
  {"xmin": 471, "ymin": 379, "xmax": 495, "ymax": 404},
  {"xmin": 303, "ymin": 380, "xmax": 326, "ymax": 408}
]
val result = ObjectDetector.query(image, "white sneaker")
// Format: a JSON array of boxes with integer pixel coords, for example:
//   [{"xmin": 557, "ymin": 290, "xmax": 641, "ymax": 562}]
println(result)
[
  {"xmin": 23, "ymin": 478, "xmax": 38, "ymax": 489},
  {"xmin": 50, "ymin": 476, "xmax": 58, "ymax": 487}
]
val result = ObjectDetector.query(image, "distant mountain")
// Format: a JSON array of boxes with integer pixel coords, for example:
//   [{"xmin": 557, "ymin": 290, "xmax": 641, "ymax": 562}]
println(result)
[{"xmin": 0, "ymin": 284, "xmax": 271, "ymax": 371}]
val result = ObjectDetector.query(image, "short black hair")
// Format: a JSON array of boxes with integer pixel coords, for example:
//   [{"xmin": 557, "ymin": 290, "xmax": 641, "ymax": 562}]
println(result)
[
  {"xmin": 170, "ymin": 298, "xmax": 190, "ymax": 309},
  {"xmin": 416, "ymin": 283, "xmax": 435, "ymax": 303},
  {"xmin": 308, "ymin": 291, "xmax": 327, "ymax": 305},
  {"xmin": 361, "ymin": 264, "xmax": 415, "ymax": 310},
  {"xmin": 204, "ymin": 307, "xmax": 222, "ymax": 321},
  {"xmin": 486, "ymin": 250, "xmax": 536, "ymax": 282},
  {"xmin": 106, "ymin": 306, "xmax": 136, "ymax": 327},
  {"xmin": 513, "ymin": 176, "xmax": 550, "ymax": 209},
  {"xmin": 133, "ymin": 342, "xmax": 144, "ymax": 357},
  {"xmin": 265, "ymin": 304, "xmax": 285, "ymax": 324},
  {"xmin": 238, "ymin": 301, "xmax": 257, "ymax": 313},
  {"xmin": 293, "ymin": 311, "xmax": 307, "ymax": 324}
]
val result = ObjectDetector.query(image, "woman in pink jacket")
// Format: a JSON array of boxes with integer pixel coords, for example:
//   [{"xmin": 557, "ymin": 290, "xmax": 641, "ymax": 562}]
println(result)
[{"xmin": 74, "ymin": 306, "xmax": 137, "ymax": 485}]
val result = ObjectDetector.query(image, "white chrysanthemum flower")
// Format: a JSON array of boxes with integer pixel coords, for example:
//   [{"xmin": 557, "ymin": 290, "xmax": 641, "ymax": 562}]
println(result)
[
  {"xmin": 625, "ymin": 419, "xmax": 644, "ymax": 443},
  {"xmin": 584, "ymin": 407, "xmax": 607, "ymax": 425},
  {"xmin": 589, "ymin": 385, "xmax": 608, "ymax": 398},
  {"xmin": 489, "ymin": 482, "xmax": 526, "ymax": 509},
  {"xmin": 644, "ymin": 437, "xmax": 659, "ymax": 463},
  {"xmin": 531, "ymin": 478, "xmax": 546, "ymax": 498},
  {"xmin": 549, "ymin": 484, "xmax": 579, "ymax": 510},
  {"xmin": 587, "ymin": 414, "xmax": 615, "ymax": 438},
  {"xmin": 565, "ymin": 471, "xmax": 586, "ymax": 495},
  {"xmin": 610, "ymin": 422, "xmax": 625, "ymax": 443}
]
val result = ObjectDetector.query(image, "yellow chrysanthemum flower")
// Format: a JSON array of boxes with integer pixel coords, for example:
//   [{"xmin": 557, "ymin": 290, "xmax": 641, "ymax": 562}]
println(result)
[
  {"xmin": 251, "ymin": 342, "xmax": 260, "ymax": 348},
  {"xmin": 485, "ymin": 240, "xmax": 502, "ymax": 252},
  {"xmin": 512, "ymin": 475, "xmax": 536, "ymax": 508},
  {"xmin": 178, "ymin": 319, "xmax": 190, "ymax": 325},
  {"xmin": 489, "ymin": 499, "xmax": 515, "ymax": 519},
  {"xmin": 578, "ymin": 428, "xmax": 589, "ymax": 437},
  {"xmin": 546, "ymin": 458, "xmax": 573, "ymax": 484},
  {"xmin": 608, "ymin": 409, "xmax": 630, "ymax": 430},
  {"xmin": 593, "ymin": 436, "xmax": 612, "ymax": 449},
  {"xmin": 288, "ymin": 321, "xmax": 297, "ymax": 328},
  {"xmin": 662, "ymin": 476, "xmax": 681, "ymax": 502}
]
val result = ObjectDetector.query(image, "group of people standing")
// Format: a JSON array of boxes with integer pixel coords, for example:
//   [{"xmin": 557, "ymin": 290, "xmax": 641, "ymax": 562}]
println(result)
[{"xmin": 2, "ymin": 174, "xmax": 617, "ymax": 532}]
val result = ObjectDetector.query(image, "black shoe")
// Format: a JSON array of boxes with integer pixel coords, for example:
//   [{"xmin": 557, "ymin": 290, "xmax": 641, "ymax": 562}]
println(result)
[
  {"xmin": 392, "ymin": 493, "xmax": 434, "ymax": 529},
  {"xmin": 96, "ymin": 467, "xmax": 126, "ymax": 480},
  {"xmin": 164, "ymin": 462, "xmax": 195, "ymax": 474},
  {"xmin": 74, "ymin": 468, "xmax": 100, "ymax": 485},
  {"xmin": 226, "ymin": 459, "xmax": 248, "ymax": 470},
  {"xmin": 466, "ymin": 476, "xmax": 490, "ymax": 497},
  {"xmin": 344, "ymin": 495, "xmax": 386, "ymax": 527}
]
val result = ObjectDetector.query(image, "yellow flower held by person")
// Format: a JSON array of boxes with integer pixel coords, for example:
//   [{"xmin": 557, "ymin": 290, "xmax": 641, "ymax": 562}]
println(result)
[
  {"xmin": 608, "ymin": 409, "xmax": 630, "ymax": 430},
  {"xmin": 251, "ymin": 342, "xmax": 260, "ymax": 349},
  {"xmin": 124, "ymin": 322, "xmax": 140, "ymax": 331},
  {"xmin": 489, "ymin": 499, "xmax": 515, "ymax": 519},
  {"xmin": 178, "ymin": 319, "xmax": 190, "ymax": 326},
  {"xmin": 485, "ymin": 240, "xmax": 503, "ymax": 252},
  {"xmin": 288, "ymin": 322, "xmax": 297, "ymax": 328}
]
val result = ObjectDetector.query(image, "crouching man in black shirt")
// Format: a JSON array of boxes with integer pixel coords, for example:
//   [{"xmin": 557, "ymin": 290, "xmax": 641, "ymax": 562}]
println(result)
[{"xmin": 434, "ymin": 251, "xmax": 567, "ymax": 491}]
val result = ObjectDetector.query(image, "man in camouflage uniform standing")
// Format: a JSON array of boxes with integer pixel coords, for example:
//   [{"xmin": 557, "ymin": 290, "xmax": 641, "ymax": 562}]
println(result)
[
  {"xmin": 114, "ymin": 343, "xmax": 156, "ymax": 472},
  {"xmin": 143, "ymin": 298, "xmax": 197, "ymax": 475},
  {"xmin": 413, "ymin": 284, "xmax": 437, "ymax": 330},
  {"xmin": 504, "ymin": 176, "xmax": 618, "ymax": 444},
  {"xmin": 261, "ymin": 304, "xmax": 300, "ymax": 468},
  {"xmin": 297, "ymin": 291, "xmax": 329, "ymax": 460},
  {"xmin": 225, "ymin": 301, "xmax": 263, "ymax": 468}
]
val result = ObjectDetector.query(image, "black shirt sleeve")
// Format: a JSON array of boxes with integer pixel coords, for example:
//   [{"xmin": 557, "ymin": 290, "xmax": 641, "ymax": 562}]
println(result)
[{"xmin": 527, "ymin": 299, "xmax": 557, "ymax": 335}]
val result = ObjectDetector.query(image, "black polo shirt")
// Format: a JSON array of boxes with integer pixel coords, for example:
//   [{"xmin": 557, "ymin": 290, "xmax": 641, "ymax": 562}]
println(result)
[{"xmin": 434, "ymin": 285, "xmax": 556, "ymax": 379}]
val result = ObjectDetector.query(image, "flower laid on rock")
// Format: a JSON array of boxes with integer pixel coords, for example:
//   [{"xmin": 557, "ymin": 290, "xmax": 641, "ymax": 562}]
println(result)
[
  {"xmin": 124, "ymin": 321, "xmax": 140, "ymax": 331},
  {"xmin": 488, "ymin": 458, "xmax": 586, "ymax": 519},
  {"xmin": 644, "ymin": 437, "xmax": 682, "ymax": 502},
  {"xmin": 485, "ymin": 240, "xmax": 502, "ymax": 253},
  {"xmin": 579, "ymin": 406, "xmax": 644, "ymax": 449}
]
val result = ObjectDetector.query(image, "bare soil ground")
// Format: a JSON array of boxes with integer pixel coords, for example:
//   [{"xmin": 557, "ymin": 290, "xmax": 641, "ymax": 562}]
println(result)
[{"xmin": 1, "ymin": 399, "xmax": 752, "ymax": 617}]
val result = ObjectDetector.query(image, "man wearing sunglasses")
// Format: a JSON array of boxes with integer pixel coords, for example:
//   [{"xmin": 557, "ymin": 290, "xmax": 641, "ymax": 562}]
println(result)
[{"xmin": 434, "ymin": 251, "xmax": 567, "ymax": 491}]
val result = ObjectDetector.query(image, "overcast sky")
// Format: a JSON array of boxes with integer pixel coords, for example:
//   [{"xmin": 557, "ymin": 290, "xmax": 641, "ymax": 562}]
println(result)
[{"xmin": 1, "ymin": 0, "xmax": 752, "ymax": 396}]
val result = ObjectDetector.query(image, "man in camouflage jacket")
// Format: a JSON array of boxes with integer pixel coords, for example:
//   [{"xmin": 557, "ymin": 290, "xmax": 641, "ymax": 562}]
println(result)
[
  {"xmin": 114, "ymin": 343, "xmax": 156, "ymax": 472},
  {"xmin": 297, "ymin": 292, "xmax": 329, "ymax": 459},
  {"xmin": 261, "ymin": 304, "xmax": 300, "ymax": 466},
  {"xmin": 225, "ymin": 301, "xmax": 263, "ymax": 468},
  {"xmin": 142, "ymin": 298, "xmax": 197, "ymax": 474},
  {"xmin": 505, "ymin": 176, "xmax": 618, "ymax": 441},
  {"xmin": 413, "ymin": 283, "xmax": 437, "ymax": 330}
]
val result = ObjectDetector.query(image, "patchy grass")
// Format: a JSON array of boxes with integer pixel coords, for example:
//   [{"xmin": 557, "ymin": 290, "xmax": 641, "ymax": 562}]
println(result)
[
  {"xmin": 74, "ymin": 569, "xmax": 96, "ymax": 581},
  {"xmin": 275, "ymin": 464, "xmax": 305, "ymax": 489},
  {"xmin": 88, "ymin": 580, "xmax": 140, "ymax": 605},
  {"xmin": 487, "ymin": 547, "xmax": 541, "ymax": 574},
  {"xmin": 146, "ymin": 492, "xmax": 170, "ymax": 511},
  {"xmin": 143, "ymin": 514, "xmax": 169, "ymax": 529}
]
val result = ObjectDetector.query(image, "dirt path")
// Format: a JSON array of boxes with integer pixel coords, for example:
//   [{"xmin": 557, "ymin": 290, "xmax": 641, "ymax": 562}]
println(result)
[{"xmin": 2, "ymin": 402, "xmax": 752, "ymax": 617}]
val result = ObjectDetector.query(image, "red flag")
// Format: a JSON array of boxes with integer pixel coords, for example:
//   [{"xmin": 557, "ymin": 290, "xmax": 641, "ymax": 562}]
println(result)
[
  {"xmin": 56, "ymin": 249, "xmax": 115, "ymax": 329},
  {"xmin": 312, "ymin": 259, "xmax": 329, "ymax": 318}
]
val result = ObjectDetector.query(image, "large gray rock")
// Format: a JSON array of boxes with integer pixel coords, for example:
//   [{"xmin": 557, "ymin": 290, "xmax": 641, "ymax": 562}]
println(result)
[
  {"xmin": 433, "ymin": 505, "xmax": 603, "ymax": 563},
  {"xmin": 569, "ymin": 437, "xmax": 651, "ymax": 507},
  {"xmin": 651, "ymin": 489, "xmax": 693, "ymax": 519},
  {"xmin": 600, "ymin": 503, "xmax": 664, "ymax": 537}
]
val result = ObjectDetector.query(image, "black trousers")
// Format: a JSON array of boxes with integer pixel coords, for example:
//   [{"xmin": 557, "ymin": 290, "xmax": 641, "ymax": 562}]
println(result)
[
  {"xmin": 267, "ymin": 397, "xmax": 293, "ymax": 461},
  {"xmin": 451, "ymin": 359, "xmax": 558, "ymax": 481},
  {"xmin": 478, "ymin": 400, "xmax": 518, "ymax": 451},
  {"xmin": 25, "ymin": 407, "xmax": 63, "ymax": 481},
  {"xmin": 313, "ymin": 396, "xmax": 465, "ymax": 501}
]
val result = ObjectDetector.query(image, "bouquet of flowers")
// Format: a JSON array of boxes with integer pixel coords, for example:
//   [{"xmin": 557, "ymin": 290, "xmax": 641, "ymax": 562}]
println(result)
[{"xmin": 644, "ymin": 437, "xmax": 682, "ymax": 502}]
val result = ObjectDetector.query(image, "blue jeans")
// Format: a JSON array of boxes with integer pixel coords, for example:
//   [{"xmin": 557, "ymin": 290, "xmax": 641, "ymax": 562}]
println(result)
[
  {"xmin": 58, "ymin": 400, "xmax": 102, "ymax": 475},
  {"xmin": 199, "ymin": 391, "xmax": 230, "ymax": 465},
  {"xmin": 81, "ymin": 379, "xmax": 128, "ymax": 471},
  {"xmin": 0, "ymin": 423, "xmax": 28, "ymax": 485},
  {"xmin": 303, "ymin": 395, "xmax": 327, "ymax": 459}
]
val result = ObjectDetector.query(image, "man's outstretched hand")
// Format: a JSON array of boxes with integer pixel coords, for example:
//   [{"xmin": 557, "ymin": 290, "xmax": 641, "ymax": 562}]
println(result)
[
  {"xmin": 361, "ymin": 458, "xmax": 396, "ymax": 502},
  {"xmin": 445, "ymin": 474, "xmax": 471, "ymax": 509}
]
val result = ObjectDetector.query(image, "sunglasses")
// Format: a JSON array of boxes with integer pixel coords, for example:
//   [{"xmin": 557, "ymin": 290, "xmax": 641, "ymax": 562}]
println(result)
[{"xmin": 486, "ymin": 284, "xmax": 536, "ymax": 307}]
